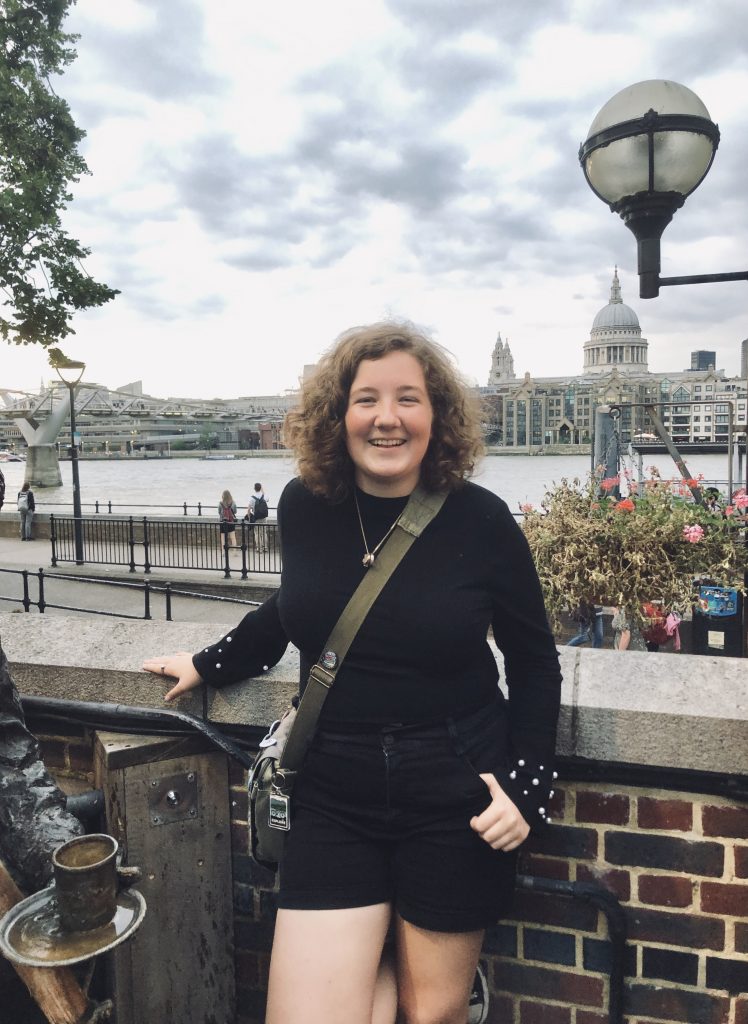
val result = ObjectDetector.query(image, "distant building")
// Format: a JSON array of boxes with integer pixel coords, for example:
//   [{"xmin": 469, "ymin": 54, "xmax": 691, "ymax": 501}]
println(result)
[
  {"xmin": 691, "ymin": 351, "xmax": 717, "ymax": 371},
  {"xmin": 487, "ymin": 333, "xmax": 516, "ymax": 384},
  {"xmin": 480, "ymin": 270, "xmax": 747, "ymax": 449}
]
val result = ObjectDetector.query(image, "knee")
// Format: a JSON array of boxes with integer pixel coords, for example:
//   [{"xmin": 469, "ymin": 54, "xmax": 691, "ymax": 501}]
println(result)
[{"xmin": 397, "ymin": 997, "xmax": 467, "ymax": 1024}]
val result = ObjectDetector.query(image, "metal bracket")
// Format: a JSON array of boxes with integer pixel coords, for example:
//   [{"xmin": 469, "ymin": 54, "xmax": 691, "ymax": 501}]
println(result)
[{"xmin": 148, "ymin": 771, "xmax": 199, "ymax": 826}]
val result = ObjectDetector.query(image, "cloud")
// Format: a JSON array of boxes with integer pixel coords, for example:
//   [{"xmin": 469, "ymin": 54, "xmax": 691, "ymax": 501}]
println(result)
[{"xmin": 68, "ymin": 0, "xmax": 225, "ymax": 102}]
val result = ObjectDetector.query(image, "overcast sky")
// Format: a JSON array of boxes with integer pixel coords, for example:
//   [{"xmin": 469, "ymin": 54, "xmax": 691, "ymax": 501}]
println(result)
[{"xmin": 3, "ymin": 0, "xmax": 748, "ymax": 399}]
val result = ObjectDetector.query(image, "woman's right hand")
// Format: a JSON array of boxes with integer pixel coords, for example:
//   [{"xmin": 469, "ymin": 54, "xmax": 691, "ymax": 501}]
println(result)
[{"xmin": 142, "ymin": 652, "xmax": 204, "ymax": 703}]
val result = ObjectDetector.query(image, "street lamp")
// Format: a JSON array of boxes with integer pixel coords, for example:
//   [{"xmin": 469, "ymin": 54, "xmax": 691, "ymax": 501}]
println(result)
[
  {"xmin": 579, "ymin": 79, "xmax": 748, "ymax": 298},
  {"xmin": 50, "ymin": 354, "xmax": 86, "ymax": 565}
]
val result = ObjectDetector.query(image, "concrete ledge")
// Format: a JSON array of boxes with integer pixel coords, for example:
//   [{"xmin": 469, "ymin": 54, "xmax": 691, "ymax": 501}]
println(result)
[{"xmin": 1, "ymin": 613, "xmax": 746, "ymax": 775}]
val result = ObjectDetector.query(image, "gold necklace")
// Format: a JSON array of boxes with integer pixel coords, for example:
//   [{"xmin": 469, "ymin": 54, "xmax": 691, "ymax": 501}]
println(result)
[{"xmin": 353, "ymin": 491, "xmax": 404, "ymax": 568}]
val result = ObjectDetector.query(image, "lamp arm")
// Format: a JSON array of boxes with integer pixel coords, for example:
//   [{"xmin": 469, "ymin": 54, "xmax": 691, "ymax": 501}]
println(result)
[{"xmin": 659, "ymin": 271, "xmax": 748, "ymax": 288}]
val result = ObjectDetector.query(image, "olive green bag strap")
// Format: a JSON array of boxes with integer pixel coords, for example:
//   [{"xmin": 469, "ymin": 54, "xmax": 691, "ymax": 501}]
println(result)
[{"xmin": 273, "ymin": 485, "xmax": 447, "ymax": 793}]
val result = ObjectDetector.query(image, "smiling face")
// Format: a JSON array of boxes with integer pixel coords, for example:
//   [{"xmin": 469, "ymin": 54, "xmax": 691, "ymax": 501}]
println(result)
[{"xmin": 344, "ymin": 349, "xmax": 434, "ymax": 497}]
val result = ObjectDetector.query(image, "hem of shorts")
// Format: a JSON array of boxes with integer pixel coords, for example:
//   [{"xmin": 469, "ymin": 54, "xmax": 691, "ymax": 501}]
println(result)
[
  {"xmin": 277, "ymin": 889, "xmax": 391, "ymax": 911},
  {"xmin": 397, "ymin": 901, "xmax": 510, "ymax": 934}
]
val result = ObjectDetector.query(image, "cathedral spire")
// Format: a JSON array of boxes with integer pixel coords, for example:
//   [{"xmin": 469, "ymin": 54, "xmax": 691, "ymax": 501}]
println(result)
[
  {"xmin": 488, "ymin": 331, "xmax": 515, "ymax": 384},
  {"xmin": 610, "ymin": 266, "xmax": 622, "ymax": 304}
]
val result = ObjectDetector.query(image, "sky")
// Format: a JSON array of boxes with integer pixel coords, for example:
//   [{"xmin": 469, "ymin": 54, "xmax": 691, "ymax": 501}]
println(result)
[{"xmin": 3, "ymin": 0, "xmax": 748, "ymax": 400}]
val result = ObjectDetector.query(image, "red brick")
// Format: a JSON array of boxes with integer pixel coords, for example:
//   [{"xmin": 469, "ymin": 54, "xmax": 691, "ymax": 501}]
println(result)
[
  {"xmin": 735, "ymin": 997, "xmax": 748, "ymax": 1024},
  {"xmin": 638, "ymin": 796, "xmax": 693, "ymax": 832},
  {"xmin": 576, "ymin": 1014, "xmax": 607, "ymax": 1024},
  {"xmin": 638, "ymin": 874, "xmax": 694, "ymax": 908},
  {"xmin": 548, "ymin": 787, "xmax": 566, "ymax": 818},
  {"xmin": 498, "ymin": 963, "xmax": 603, "ymax": 1007},
  {"xmin": 519, "ymin": 1000, "xmax": 570, "ymax": 1024},
  {"xmin": 625, "ymin": 983, "xmax": 730, "ymax": 1024},
  {"xmin": 736, "ymin": 922, "xmax": 748, "ymax": 954},
  {"xmin": 626, "ymin": 907, "xmax": 724, "ymax": 950},
  {"xmin": 703, "ymin": 805, "xmax": 748, "ymax": 839},
  {"xmin": 527, "ymin": 825, "xmax": 597, "ymax": 860},
  {"xmin": 485, "ymin": 991, "xmax": 515, "ymax": 1024},
  {"xmin": 510, "ymin": 891, "xmax": 598, "ymax": 932},
  {"xmin": 701, "ymin": 881, "xmax": 748, "ymax": 916},
  {"xmin": 576, "ymin": 864, "xmax": 631, "ymax": 902},
  {"xmin": 576, "ymin": 791, "xmax": 630, "ymax": 826},
  {"xmin": 518, "ymin": 854, "xmax": 570, "ymax": 881},
  {"xmin": 735, "ymin": 846, "xmax": 748, "ymax": 878}
]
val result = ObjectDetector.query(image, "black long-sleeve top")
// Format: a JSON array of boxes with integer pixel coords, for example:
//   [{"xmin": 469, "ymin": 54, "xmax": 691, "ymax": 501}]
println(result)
[{"xmin": 194, "ymin": 478, "xmax": 562, "ymax": 827}]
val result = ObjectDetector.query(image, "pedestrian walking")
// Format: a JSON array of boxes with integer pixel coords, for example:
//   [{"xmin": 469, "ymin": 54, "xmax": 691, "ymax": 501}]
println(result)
[
  {"xmin": 0, "ymin": 467, "xmax": 5, "ymax": 513},
  {"xmin": 17, "ymin": 482, "xmax": 35, "ymax": 541},
  {"xmin": 144, "ymin": 321, "xmax": 562, "ymax": 1024}
]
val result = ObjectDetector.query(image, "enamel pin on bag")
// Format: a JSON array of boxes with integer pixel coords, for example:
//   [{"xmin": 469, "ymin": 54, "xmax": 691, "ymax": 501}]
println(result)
[{"xmin": 246, "ymin": 485, "xmax": 447, "ymax": 873}]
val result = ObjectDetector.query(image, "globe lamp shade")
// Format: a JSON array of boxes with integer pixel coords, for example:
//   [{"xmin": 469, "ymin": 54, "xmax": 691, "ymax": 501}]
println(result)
[{"xmin": 579, "ymin": 80, "xmax": 720, "ymax": 297}]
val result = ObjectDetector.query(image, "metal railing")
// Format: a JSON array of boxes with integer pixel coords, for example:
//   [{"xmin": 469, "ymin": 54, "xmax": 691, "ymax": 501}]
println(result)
[
  {"xmin": 0, "ymin": 566, "xmax": 262, "ymax": 620},
  {"xmin": 49, "ymin": 515, "xmax": 280, "ymax": 577},
  {"xmin": 34, "ymin": 500, "xmax": 276, "ymax": 516}
]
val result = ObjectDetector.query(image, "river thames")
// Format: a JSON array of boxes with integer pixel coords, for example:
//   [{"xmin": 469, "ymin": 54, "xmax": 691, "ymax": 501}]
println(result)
[{"xmin": 1, "ymin": 451, "xmax": 743, "ymax": 516}]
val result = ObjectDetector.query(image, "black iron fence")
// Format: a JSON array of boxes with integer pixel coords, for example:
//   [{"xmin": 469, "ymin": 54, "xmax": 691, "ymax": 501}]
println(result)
[
  {"xmin": 0, "ymin": 566, "xmax": 262, "ymax": 620},
  {"xmin": 49, "ymin": 516, "xmax": 280, "ymax": 577},
  {"xmin": 35, "ymin": 500, "xmax": 276, "ymax": 516}
]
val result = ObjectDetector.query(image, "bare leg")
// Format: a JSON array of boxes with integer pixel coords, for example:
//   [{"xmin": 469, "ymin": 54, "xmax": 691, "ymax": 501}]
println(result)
[
  {"xmin": 372, "ymin": 944, "xmax": 398, "ymax": 1024},
  {"xmin": 395, "ymin": 915, "xmax": 484, "ymax": 1024},
  {"xmin": 266, "ymin": 903, "xmax": 392, "ymax": 1024}
]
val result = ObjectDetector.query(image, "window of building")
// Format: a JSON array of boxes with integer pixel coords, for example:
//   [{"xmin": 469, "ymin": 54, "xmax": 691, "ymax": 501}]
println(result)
[{"xmin": 706, "ymin": 385, "xmax": 713, "ymax": 391}]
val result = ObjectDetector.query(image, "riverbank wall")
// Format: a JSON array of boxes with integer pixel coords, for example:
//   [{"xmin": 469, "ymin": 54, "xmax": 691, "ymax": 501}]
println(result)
[{"xmin": 2, "ymin": 613, "xmax": 746, "ymax": 1024}]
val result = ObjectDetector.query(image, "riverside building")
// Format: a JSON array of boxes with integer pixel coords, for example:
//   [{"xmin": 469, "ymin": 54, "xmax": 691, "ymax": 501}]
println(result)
[
  {"xmin": 481, "ymin": 270, "xmax": 747, "ymax": 451},
  {"xmin": 2, "ymin": 270, "xmax": 745, "ymax": 457}
]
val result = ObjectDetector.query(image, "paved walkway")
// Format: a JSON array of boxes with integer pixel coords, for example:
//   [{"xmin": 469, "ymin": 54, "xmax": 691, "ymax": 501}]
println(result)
[{"xmin": 0, "ymin": 533, "xmax": 278, "ymax": 624}]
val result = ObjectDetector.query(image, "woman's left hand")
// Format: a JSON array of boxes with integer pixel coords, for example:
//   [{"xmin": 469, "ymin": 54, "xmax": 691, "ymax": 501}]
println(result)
[{"xmin": 470, "ymin": 773, "xmax": 530, "ymax": 851}]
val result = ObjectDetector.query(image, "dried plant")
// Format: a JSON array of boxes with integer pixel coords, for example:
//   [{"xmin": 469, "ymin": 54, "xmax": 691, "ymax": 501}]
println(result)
[{"xmin": 521, "ymin": 474, "xmax": 748, "ymax": 629}]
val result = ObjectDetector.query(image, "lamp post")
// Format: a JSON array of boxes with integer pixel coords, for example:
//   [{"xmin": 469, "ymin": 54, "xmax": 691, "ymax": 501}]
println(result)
[
  {"xmin": 579, "ymin": 79, "xmax": 748, "ymax": 299},
  {"xmin": 50, "ymin": 355, "xmax": 86, "ymax": 565}
]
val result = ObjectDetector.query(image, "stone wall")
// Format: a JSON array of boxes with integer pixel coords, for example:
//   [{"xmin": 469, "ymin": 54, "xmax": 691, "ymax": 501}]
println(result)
[{"xmin": 2, "ymin": 613, "xmax": 747, "ymax": 1024}]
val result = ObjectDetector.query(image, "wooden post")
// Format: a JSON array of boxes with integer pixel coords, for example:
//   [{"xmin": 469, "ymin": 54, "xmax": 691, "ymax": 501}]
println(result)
[{"xmin": 0, "ymin": 859, "xmax": 101, "ymax": 1024}]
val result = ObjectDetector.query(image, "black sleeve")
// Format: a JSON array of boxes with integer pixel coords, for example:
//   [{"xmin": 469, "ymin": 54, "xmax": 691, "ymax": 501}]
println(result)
[
  {"xmin": 29, "ymin": 491, "xmax": 35, "ymax": 511},
  {"xmin": 490, "ymin": 503, "xmax": 562, "ymax": 832},
  {"xmin": 192, "ymin": 590, "xmax": 289, "ymax": 688}
]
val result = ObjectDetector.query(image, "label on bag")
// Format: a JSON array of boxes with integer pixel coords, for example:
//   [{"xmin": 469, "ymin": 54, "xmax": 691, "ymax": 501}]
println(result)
[{"xmin": 269, "ymin": 793, "xmax": 291, "ymax": 831}]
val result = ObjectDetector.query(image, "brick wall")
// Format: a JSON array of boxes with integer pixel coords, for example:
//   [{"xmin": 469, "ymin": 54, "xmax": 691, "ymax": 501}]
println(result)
[
  {"xmin": 26, "ymin": 720, "xmax": 748, "ymax": 1024},
  {"xmin": 228, "ymin": 771, "xmax": 748, "ymax": 1024}
]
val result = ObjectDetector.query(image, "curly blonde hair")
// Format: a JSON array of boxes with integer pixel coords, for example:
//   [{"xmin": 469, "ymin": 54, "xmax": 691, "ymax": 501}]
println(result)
[{"xmin": 284, "ymin": 321, "xmax": 484, "ymax": 502}]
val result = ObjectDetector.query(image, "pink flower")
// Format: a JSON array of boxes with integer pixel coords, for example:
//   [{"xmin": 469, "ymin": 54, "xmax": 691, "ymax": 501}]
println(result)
[
  {"xmin": 600, "ymin": 476, "xmax": 620, "ymax": 492},
  {"xmin": 733, "ymin": 491, "xmax": 748, "ymax": 511},
  {"xmin": 683, "ymin": 524, "xmax": 705, "ymax": 543},
  {"xmin": 615, "ymin": 498, "xmax": 635, "ymax": 512},
  {"xmin": 725, "ymin": 505, "xmax": 736, "ymax": 517},
  {"xmin": 520, "ymin": 503, "xmax": 535, "ymax": 514}
]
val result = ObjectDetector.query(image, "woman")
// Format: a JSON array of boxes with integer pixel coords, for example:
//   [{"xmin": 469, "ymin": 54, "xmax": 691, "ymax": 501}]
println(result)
[
  {"xmin": 17, "ymin": 481, "xmax": 35, "ymax": 541},
  {"xmin": 218, "ymin": 489, "xmax": 238, "ymax": 548},
  {"xmin": 144, "ymin": 322, "xmax": 562, "ymax": 1024}
]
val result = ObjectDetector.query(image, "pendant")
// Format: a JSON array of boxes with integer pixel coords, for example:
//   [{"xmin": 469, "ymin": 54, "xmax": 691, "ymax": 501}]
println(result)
[{"xmin": 362, "ymin": 553, "xmax": 375, "ymax": 568}]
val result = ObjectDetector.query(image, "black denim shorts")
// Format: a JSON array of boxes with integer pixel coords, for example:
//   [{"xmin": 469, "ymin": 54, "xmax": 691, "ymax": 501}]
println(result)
[{"xmin": 277, "ymin": 699, "xmax": 518, "ymax": 932}]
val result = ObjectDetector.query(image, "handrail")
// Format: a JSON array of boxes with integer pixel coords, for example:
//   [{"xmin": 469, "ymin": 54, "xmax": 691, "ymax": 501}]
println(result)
[{"xmin": 0, "ymin": 566, "xmax": 262, "ymax": 621}]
